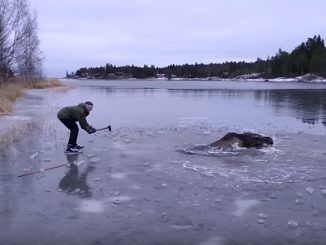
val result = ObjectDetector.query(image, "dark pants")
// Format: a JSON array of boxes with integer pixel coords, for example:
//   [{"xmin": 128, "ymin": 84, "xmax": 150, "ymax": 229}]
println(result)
[{"xmin": 59, "ymin": 119, "xmax": 79, "ymax": 147}]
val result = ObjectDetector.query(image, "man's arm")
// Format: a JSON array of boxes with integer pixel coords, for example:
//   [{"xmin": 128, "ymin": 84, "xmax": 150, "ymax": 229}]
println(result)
[{"xmin": 79, "ymin": 118, "xmax": 96, "ymax": 134}]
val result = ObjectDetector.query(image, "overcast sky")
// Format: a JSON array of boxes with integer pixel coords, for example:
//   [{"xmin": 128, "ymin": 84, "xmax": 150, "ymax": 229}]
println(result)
[{"xmin": 29, "ymin": 0, "xmax": 326, "ymax": 78}]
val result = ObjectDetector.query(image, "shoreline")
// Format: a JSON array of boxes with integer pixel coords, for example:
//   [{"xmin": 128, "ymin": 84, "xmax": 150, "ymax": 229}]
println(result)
[
  {"xmin": 0, "ymin": 79, "xmax": 70, "ymax": 115},
  {"xmin": 0, "ymin": 80, "xmax": 72, "ymax": 152},
  {"xmin": 66, "ymin": 73, "xmax": 326, "ymax": 83}
]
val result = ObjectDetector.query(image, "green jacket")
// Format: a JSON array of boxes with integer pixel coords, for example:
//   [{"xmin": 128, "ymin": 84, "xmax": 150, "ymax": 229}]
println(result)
[{"xmin": 57, "ymin": 103, "xmax": 92, "ymax": 131}]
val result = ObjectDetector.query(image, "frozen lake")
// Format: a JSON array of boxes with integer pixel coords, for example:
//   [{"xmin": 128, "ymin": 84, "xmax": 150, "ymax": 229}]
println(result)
[{"xmin": 1, "ymin": 79, "xmax": 326, "ymax": 244}]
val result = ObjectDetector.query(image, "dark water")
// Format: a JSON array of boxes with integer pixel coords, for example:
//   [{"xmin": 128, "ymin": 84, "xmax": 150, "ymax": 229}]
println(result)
[
  {"xmin": 55, "ymin": 79, "xmax": 326, "ymax": 132},
  {"xmin": 1, "ymin": 79, "xmax": 326, "ymax": 245}
]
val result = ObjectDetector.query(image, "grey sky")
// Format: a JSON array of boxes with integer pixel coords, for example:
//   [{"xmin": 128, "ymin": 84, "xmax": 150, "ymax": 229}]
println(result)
[{"xmin": 29, "ymin": 0, "xmax": 326, "ymax": 78}]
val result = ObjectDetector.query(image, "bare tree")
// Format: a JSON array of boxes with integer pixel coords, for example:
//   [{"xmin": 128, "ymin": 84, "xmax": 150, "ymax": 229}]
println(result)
[
  {"xmin": 0, "ymin": 0, "xmax": 42, "ymax": 82},
  {"xmin": 14, "ymin": 9, "xmax": 43, "ymax": 82}
]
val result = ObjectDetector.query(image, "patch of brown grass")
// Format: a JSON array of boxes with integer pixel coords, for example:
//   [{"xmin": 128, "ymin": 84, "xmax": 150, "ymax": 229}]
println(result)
[
  {"xmin": 0, "ymin": 79, "xmax": 75, "ymax": 114},
  {"xmin": 26, "ymin": 79, "xmax": 77, "ymax": 92},
  {"xmin": 0, "ymin": 78, "xmax": 74, "ymax": 154},
  {"xmin": 25, "ymin": 79, "xmax": 66, "ymax": 89},
  {"xmin": 0, "ymin": 83, "xmax": 25, "ymax": 114}
]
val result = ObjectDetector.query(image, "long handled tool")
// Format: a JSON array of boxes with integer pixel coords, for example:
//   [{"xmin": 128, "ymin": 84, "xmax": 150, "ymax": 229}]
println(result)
[
  {"xmin": 96, "ymin": 125, "xmax": 111, "ymax": 132},
  {"xmin": 17, "ymin": 163, "xmax": 68, "ymax": 177}
]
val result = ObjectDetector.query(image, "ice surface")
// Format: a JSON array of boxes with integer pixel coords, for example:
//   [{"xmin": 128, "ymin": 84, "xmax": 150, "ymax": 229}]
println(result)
[
  {"xmin": 29, "ymin": 152, "xmax": 38, "ymax": 160},
  {"xmin": 1, "ymin": 115, "xmax": 31, "ymax": 121},
  {"xmin": 198, "ymin": 236, "xmax": 225, "ymax": 245},
  {"xmin": 257, "ymin": 212, "xmax": 268, "ymax": 219},
  {"xmin": 107, "ymin": 196, "xmax": 132, "ymax": 202},
  {"xmin": 288, "ymin": 220, "xmax": 299, "ymax": 229},
  {"xmin": 75, "ymin": 160, "xmax": 86, "ymax": 166},
  {"xmin": 305, "ymin": 187, "xmax": 314, "ymax": 194},
  {"xmin": 109, "ymin": 172, "xmax": 128, "ymax": 179},
  {"xmin": 79, "ymin": 200, "xmax": 105, "ymax": 213},
  {"xmin": 171, "ymin": 224, "xmax": 194, "ymax": 230},
  {"xmin": 3, "ymin": 80, "xmax": 326, "ymax": 244},
  {"xmin": 295, "ymin": 199, "xmax": 304, "ymax": 205},
  {"xmin": 232, "ymin": 199, "xmax": 260, "ymax": 217},
  {"xmin": 89, "ymin": 157, "xmax": 100, "ymax": 163}
]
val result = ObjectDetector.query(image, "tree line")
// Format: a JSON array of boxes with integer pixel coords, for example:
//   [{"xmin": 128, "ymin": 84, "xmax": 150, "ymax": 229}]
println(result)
[
  {"xmin": 69, "ymin": 35, "xmax": 326, "ymax": 80},
  {"xmin": 0, "ymin": 0, "xmax": 42, "ymax": 84}
]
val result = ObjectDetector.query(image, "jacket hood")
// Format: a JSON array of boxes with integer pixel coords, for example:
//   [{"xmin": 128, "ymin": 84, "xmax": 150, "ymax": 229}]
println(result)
[{"xmin": 78, "ymin": 103, "xmax": 89, "ymax": 116}]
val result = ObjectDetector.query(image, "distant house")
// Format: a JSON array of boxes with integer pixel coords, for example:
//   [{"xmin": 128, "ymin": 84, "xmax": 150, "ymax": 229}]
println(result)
[{"xmin": 156, "ymin": 73, "xmax": 165, "ymax": 78}]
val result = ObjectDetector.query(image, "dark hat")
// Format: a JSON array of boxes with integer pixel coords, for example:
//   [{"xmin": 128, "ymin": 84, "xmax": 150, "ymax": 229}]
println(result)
[{"xmin": 85, "ymin": 101, "xmax": 93, "ymax": 106}]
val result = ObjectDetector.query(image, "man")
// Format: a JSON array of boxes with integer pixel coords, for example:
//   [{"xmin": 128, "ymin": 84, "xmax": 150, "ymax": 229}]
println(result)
[{"xmin": 57, "ymin": 101, "xmax": 96, "ymax": 153}]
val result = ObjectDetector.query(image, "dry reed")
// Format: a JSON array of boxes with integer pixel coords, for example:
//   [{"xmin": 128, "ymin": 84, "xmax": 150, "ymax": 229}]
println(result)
[
  {"xmin": 0, "ymin": 122, "xmax": 40, "ymax": 153},
  {"xmin": 0, "ymin": 79, "xmax": 72, "ymax": 154},
  {"xmin": 26, "ymin": 79, "xmax": 64, "ymax": 89},
  {"xmin": 0, "ymin": 83, "xmax": 25, "ymax": 114},
  {"xmin": 0, "ymin": 79, "xmax": 70, "ymax": 114}
]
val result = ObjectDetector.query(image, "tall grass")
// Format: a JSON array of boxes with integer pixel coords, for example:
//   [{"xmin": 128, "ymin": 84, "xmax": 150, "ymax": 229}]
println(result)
[
  {"xmin": 26, "ymin": 79, "xmax": 64, "ymax": 89},
  {"xmin": 0, "ymin": 83, "xmax": 25, "ymax": 114},
  {"xmin": 0, "ymin": 122, "xmax": 39, "ymax": 153},
  {"xmin": 0, "ymin": 79, "xmax": 68, "ymax": 114},
  {"xmin": 0, "ymin": 79, "xmax": 71, "ymax": 154}
]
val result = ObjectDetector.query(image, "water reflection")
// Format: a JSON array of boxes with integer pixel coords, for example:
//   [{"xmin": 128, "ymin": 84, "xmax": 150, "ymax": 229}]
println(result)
[
  {"xmin": 167, "ymin": 89, "xmax": 249, "ymax": 98},
  {"xmin": 56, "ymin": 80, "xmax": 326, "ymax": 132},
  {"xmin": 257, "ymin": 90, "xmax": 326, "ymax": 126},
  {"xmin": 166, "ymin": 88, "xmax": 326, "ymax": 127},
  {"xmin": 58, "ymin": 154, "xmax": 93, "ymax": 197}
]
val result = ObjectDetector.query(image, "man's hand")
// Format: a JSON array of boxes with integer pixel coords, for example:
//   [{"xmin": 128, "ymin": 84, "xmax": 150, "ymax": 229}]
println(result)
[{"xmin": 87, "ymin": 126, "xmax": 96, "ymax": 134}]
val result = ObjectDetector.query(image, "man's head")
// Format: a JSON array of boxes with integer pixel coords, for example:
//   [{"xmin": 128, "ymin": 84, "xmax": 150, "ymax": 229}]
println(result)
[{"xmin": 85, "ymin": 101, "xmax": 93, "ymax": 112}]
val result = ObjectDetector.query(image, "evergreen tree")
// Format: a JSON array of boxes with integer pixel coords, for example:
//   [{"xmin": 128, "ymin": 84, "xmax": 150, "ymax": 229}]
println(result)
[{"xmin": 71, "ymin": 35, "xmax": 326, "ymax": 80}]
